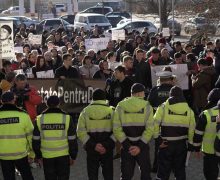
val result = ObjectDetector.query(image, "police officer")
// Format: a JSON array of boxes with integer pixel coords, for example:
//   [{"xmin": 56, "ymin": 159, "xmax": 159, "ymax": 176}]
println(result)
[
  {"xmin": 154, "ymin": 86, "xmax": 195, "ymax": 180},
  {"xmin": 215, "ymin": 100, "xmax": 220, "ymax": 157},
  {"xmin": 193, "ymin": 88, "xmax": 220, "ymax": 180},
  {"xmin": 32, "ymin": 95, "xmax": 78, "ymax": 180},
  {"xmin": 148, "ymin": 70, "xmax": 175, "ymax": 172},
  {"xmin": 0, "ymin": 91, "xmax": 34, "ymax": 180},
  {"xmin": 77, "ymin": 89, "xmax": 115, "ymax": 180},
  {"xmin": 113, "ymin": 83, "xmax": 154, "ymax": 180}
]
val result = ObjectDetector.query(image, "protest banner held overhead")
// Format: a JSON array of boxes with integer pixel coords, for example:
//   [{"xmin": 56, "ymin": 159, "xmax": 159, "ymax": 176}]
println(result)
[
  {"xmin": 112, "ymin": 29, "xmax": 125, "ymax": 40},
  {"xmin": 28, "ymin": 34, "xmax": 42, "ymax": 45},
  {"xmin": 151, "ymin": 64, "xmax": 189, "ymax": 90},
  {"xmin": 85, "ymin": 38, "xmax": 110, "ymax": 52},
  {"xmin": 0, "ymin": 21, "xmax": 15, "ymax": 59}
]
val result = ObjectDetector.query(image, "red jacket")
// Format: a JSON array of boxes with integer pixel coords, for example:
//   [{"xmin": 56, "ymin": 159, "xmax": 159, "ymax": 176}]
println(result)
[{"xmin": 24, "ymin": 86, "xmax": 42, "ymax": 121}]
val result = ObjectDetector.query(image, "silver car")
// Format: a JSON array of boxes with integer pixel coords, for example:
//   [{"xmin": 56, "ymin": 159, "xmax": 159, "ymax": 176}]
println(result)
[
  {"xmin": 112, "ymin": 20, "xmax": 157, "ymax": 37},
  {"xmin": 9, "ymin": 16, "xmax": 39, "ymax": 27}
]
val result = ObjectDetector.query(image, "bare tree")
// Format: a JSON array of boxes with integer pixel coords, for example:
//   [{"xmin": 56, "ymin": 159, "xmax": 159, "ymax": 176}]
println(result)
[{"xmin": 124, "ymin": 0, "xmax": 177, "ymax": 27}]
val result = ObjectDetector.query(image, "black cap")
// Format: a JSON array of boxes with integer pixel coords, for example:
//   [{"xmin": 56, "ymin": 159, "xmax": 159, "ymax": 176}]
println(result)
[
  {"xmin": 1, "ymin": 91, "xmax": 14, "ymax": 103},
  {"xmin": 47, "ymin": 96, "xmax": 60, "ymax": 107},
  {"xmin": 169, "ymin": 86, "xmax": 184, "ymax": 98},
  {"xmin": 207, "ymin": 88, "xmax": 220, "ymax": 103},
  {"xmin": 131, "ymin": 83, "xmax": 145, "ymax": 94},
  {"xmin": 92, "ymin": 89, "xmax": 106, "ymax": 101}
]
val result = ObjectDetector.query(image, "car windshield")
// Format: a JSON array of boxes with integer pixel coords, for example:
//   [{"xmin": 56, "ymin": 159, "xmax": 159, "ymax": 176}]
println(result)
[
  {"xmin": 45, "ymin": 20, "xmax": 62, "ymax": 26},
  {"xmin": 88, "ymin": 16, "xmax": 109, "ymax": 23},
  {"xmin": 195, "ymin": 18, "xmax": 206, "ymax": 24},
  {"xmin": 62, "ymin": 20, "xmax": 70, "ymax": 25}
]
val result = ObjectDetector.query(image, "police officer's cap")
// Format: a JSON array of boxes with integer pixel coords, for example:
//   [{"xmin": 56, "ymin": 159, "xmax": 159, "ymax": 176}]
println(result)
[
  {"xmin": 1, "ymin": 91, "xmax": 14, "ymax": 103},
  {"xmin": 207, "ymin": 88, "xmax": 220, "ymax": 103},
  {"xmin": 92, "ymin": 89, "xmax": 106, "ymax": 101},
  {"xmin": 131, "ymin": 83, "xmax": 146, "ymax": 94},
  {"xmin": 47, "ymin": 96, "xmax": 60, "ymax": 107},
  {"xmin": 156, "ymin": 71, "xmax": 174, "ymax": 79}
]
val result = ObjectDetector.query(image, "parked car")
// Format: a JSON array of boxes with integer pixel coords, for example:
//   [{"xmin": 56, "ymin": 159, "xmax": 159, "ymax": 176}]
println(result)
[
  {"xmin": 0, "ymin": 17, "xmax": 21, "ymax": 33},
  {"xmin": 116, "ymin": 18, "xmax": 131, "ymax": 27},
  {"xmin": 106, "ymin": 11, "xmax": 131, "ymax": 19},
  {"xmin": 96, "ymin": 1, "xmax": 122, "ymax": 11},
  {"xmin": 59, "ymin": 15, "xmax": 75, "ymax": 24},
  {"xmin": 154, "ymin": 18, "xmax": 181, "ymax": 36},
  {"xmin": 112, "ymin": 20, "xmax": 157, "ymax": 37},
  {"xmin": 184, "ymin": 17, "xmax": 216, "ymax": 35},
  {"xmin": 80, "ymin": 6, "xmax": 113, "ymax": 15},
  {"xmin": 37, "ymin": 18, "xmax": 74, "ymax": 33},
  {"xmin": 1, "ymin": 6, "xmax": 26, "ymax": 15},
  {"xmin": 9, "ymin": 16, "xmax": 39, "ymax": 27},
  {"xmin": 106, "ymin": 15, "xmax": 126, "ymax": 28},
  {"xmin": 74, "ymin": 13, "xmax": 112, "ymax": 31},
  {"xmin": 55, "ymin": 3, "xmax": 66, "ymax": 13}
]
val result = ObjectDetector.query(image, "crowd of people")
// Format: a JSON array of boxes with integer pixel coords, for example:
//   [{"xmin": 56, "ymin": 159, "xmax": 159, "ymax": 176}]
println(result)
[{"xmin": 0, "ymin": 20, "xmax": 220, "ymax": 180}]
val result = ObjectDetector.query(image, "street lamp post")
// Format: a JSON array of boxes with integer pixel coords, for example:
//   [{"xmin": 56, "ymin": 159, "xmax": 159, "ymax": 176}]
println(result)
[
  {"xmin": 172, "ymin": 0, "xmax": 175, "ymax": 41},
  {"xmin": 159, "ymin": 0, "xmax": 162, "ymax": 32}
]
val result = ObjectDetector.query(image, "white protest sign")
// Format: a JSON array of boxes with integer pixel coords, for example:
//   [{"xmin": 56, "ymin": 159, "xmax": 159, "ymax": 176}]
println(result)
[
  {"xmin": 0, "ymin": 21, "xmax": 15, "ymax": 59},
  {"xmin": 162, "ymin": 28, "xmax": 170, "ymax": 37},
  {"xmin": 85, "ymin": 38, "xmax": 110, "ymax": 53},
  {"xmin": 151, "ymin": 64, "xmax": 189, "ymax": 90},
  {"xmin": 14, "ymin": 47, "xmax": 23, "ymax": 53},
  {"xmin": 112, "ymin": 29, "xmax": 125, "ymax": 40},
  {"xmin": 36, "ymin": 70, "xmax": 54, "ymax": 78},
  {"xmin": 14, "ymin": 69, "xmax": 24, "ymax": 75},
  {"xmin": 28, "ymin": 34, "xmax": 42, "ymax": 45}
]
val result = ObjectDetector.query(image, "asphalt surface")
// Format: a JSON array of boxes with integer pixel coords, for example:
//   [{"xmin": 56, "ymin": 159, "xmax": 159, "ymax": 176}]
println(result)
[{"xmin": 0, "ymin": 141, "xmax": 211, "ymax": 180}]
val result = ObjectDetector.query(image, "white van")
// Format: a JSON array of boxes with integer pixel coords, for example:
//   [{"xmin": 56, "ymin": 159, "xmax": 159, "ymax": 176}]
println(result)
[{"xmin": 74, "ymin": 13, "xmax": 112, "ymax": 31}]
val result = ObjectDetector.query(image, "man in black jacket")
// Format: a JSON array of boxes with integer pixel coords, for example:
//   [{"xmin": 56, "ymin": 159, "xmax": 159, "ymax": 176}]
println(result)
[{"xmin": 133, "ymin": 49, "xmax": 152, "ymax": 91}]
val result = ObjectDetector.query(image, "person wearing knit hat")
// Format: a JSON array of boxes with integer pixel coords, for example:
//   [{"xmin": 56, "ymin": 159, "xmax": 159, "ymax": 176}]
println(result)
[
  {"xmin": 192, "ymin": 58, "xmax": 218, "ymax": 112},
  {"xmin": 32, "ymin": 95, "xmax": 78, "ymax": 180},
  {"xmin": 77, "ymin": 88, "xmax": 115, "ymax": 180},
  {"xmin": 113, "ymin": 82, "xmax": 154, "ymax": 179},
  {"xmin": 193, "ymin": 88, "xmax": 220, "ymax": 180},
  {"xmin": 46, "ymin": 95, "xmax": 60, "ymax": 108},
  {"xmin": 154, "ymin": 85, "xmax": 195, "ymax": 180}
]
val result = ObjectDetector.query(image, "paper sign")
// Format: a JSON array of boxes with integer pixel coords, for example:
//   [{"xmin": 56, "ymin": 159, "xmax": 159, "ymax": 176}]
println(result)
[
  {"xmin": 151, "ymin": 64, "xmax": 189, "ymax": 90},
  {"xmin": 14, "ymin": 47, "xmax": 23, "ymax": 53},
  {"xmin": 85, "ymin": 38, "xmax": 110, "ymax": 53},
  {"xmin": 162, "ymin": 28, "xmax": 170, "ymax": 37},
  {"xmin": 14, "ymin": 69, "xmax": 24, "ymax": 75},
  {"xmin": 0, "ymin": 21, "xmax": 15, "ymax": 58},
  {"xmin": 36, "ymin": 70, "xmax": 54, "ymax": 78},
  {"xmin": 28, "ymin": 34, "xmax": 42, "ymax": 45},
  {"xmin": 112, "ymin": 29, "xmax": 125, "ymax": 40}
]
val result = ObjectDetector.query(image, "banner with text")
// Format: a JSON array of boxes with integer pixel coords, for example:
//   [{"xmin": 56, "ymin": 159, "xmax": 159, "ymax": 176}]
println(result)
[
  {"xmin": 85, "ymin": 38, "xmax": 110, "ymax": 52},
  {"xmin": 29, "ymin": 79, "xmax": 105, "ymax": 113},
  {"xmin": 151, "ymin": 64, "xmax": 189, "ymax": 90}
]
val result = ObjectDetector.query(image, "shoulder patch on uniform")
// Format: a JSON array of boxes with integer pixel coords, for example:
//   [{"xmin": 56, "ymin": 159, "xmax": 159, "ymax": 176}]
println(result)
[{"xmin": 0, "ymin": 117, "xmax": 19, "ymax": 125}]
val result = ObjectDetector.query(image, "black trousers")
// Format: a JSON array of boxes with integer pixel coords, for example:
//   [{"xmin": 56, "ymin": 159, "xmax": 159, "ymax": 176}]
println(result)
[
  {"xmin": 203, "ymin": 153, "xmax": 220, "ymax": 180},
  {"xmin": 43, "ymin": 155, "xmax": 70, "ymax": 180},
  {"xmin": 121, "ymin": 145, "xmax": 151, "ymax": 180},
  {"xmin": 87, "ymin": 151, "xmax": 113, "ymax": 180},
  {"xmin": 156, "ymin": 140, "xmax": 187, "ymax": 180},
  {"xmin": 0, "ymin": 156, "xmax": 34, "ymax": 180},
  {"xmin": 152, "ymin": 138, "xmax": 160, "ymax": 172}
]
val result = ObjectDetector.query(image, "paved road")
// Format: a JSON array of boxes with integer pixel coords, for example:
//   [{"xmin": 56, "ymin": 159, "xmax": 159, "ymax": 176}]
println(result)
[{"xmin": 0, "ymin": 141, "xmax": 209, "ymax": 180}]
